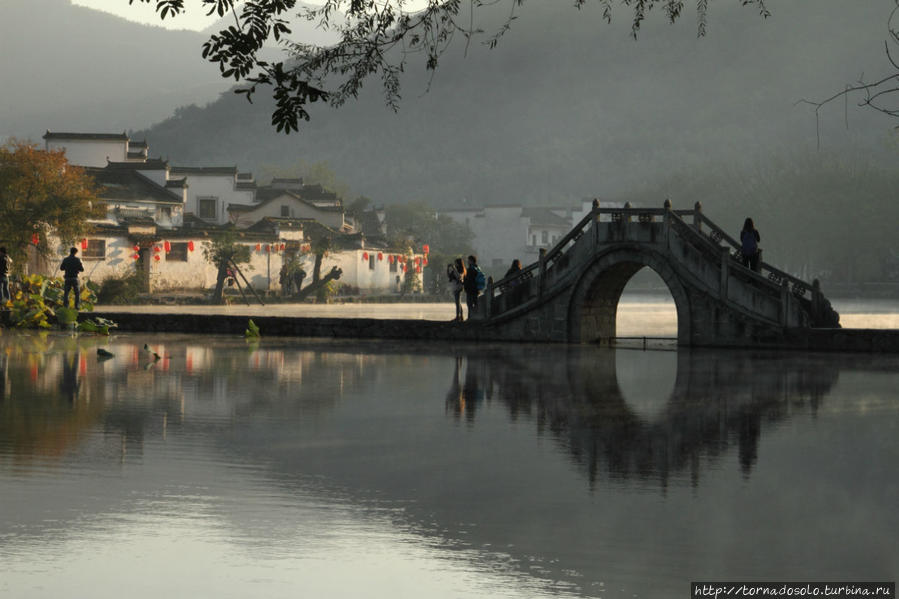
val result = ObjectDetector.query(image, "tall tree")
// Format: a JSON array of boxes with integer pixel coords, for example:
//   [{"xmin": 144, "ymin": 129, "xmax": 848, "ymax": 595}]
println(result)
[
  {"xmin": 203, "ymin": 232, "xmax": 252, "ymax": 304},
  {"xmin": 0, "ymin": 140, "xmax": 102, "ymax": 267},
  {"xmin": 131, "ymin": 0, "xmax": 769, "ymax": 133}
]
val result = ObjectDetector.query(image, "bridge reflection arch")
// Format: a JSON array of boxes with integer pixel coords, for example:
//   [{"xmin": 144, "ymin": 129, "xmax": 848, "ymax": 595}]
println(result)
[{"xmin": 567, "ymin": 246, "xmax": 691, "ymax": 345}]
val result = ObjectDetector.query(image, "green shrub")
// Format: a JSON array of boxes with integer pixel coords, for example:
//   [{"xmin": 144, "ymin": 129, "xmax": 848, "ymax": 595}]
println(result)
[{"xmin": 97, "ymin": 273, "xmax": 142, "ymax": 305}]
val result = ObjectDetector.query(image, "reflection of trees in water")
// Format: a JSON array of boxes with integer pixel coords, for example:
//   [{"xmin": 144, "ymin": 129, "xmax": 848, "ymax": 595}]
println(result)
[
  {"xmin": 0, "ymin": 334, "xmax": 389, "ymax": 463},
  {"xmin": 446, "ymin": 347, "xmax": 840, "ymax": 488}
]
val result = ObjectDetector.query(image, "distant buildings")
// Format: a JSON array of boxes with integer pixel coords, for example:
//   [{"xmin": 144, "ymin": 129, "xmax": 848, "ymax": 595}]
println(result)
[
  {"xmin": 36, "ymin": 131, "xmax": 424, "ymax": 295},
  {"xmin": 441, "ymin": 200, "xmax": 605, "ymax": 271}
]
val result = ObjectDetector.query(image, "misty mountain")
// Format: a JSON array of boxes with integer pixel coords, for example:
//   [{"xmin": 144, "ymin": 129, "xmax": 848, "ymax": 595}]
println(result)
[
  {"xmin": 128, "ymin": 1, "xmax": 897, "ymax": 207},
  {"xmin": 201, "ymin": 1, "xmax": 342, "ymax": 47},
  {"xmin": 0, "ymin": 0, "xmax": 231, "ymax": 140}
]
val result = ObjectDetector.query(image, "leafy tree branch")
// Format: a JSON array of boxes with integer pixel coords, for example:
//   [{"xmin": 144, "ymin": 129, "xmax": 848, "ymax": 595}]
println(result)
[{"xmin": 131, "ymin": 0, "xmax": 768, "ymax": 133}]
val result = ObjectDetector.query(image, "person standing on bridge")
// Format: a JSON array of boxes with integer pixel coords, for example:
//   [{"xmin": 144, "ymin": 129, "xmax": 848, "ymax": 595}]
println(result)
[
  {"xmin": 447, "ymin": 258, "xmax": 466, "ymax": 322},
  {"xmin": 60, "ymin": 247, "xmax": 84, "ymax": 310},
  {"xmin": 740, "ymin": 218, "xmax": 761, "ymax": 272},
  {"xmin": 463, "ymin": 255, "xmax": 484, "ymax": 320}
]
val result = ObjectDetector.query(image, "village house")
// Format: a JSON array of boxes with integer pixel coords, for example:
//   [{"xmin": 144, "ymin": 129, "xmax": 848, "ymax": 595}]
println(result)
[
  {"xmin": 36, "ymin": 131, "xmax": 424, "ymax": 296},
  {"xmin": 440, "ymin": 200, "xmax": 599, "ymax": 271}
]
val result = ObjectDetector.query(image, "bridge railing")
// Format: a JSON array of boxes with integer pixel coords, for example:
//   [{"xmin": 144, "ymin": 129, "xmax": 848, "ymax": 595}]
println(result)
[
  {"xmin": 691, "ymin": 210, "xmax": 817, "ymax": 302},
  {"xmin": 485, "ymin": 201, "xmax": 833, "ymax": 325}
]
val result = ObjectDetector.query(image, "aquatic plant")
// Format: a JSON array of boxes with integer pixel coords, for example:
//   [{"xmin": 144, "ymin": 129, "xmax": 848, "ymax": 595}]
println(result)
[{"xmin": 3, "ymin": 274, "xmax": 99, "ymax": 329}]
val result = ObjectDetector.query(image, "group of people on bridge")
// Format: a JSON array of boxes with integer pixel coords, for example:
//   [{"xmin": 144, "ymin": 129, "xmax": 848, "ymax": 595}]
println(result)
[{"xmin": 443, "ymin": 215, "xmax": 763, "ymax": 323}]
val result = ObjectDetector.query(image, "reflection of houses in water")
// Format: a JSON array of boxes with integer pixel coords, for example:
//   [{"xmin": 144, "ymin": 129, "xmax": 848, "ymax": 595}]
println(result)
[
  {"xmin": 0, "ymin": 335, "xmax": 396, "ymax": 467},
  {"xmin": 446, "ymin": 347, "xmax": 840, "ymax": 488}
]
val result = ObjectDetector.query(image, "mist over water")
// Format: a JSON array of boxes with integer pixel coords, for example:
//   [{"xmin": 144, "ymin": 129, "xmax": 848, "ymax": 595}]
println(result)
[{"xmin": 1, "ymin": 322, "xmax": 896, "ymax": 598}]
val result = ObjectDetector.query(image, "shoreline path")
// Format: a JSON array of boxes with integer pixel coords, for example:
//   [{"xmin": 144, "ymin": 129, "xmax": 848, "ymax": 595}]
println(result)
[{"xmin": 93, "ymin": 298, "xmax": 899, "ymax": 333}]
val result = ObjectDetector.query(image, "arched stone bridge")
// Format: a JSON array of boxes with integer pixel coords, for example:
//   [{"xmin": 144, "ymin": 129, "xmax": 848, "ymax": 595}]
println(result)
[{"xmin": 476, "ymin": 202, "xmax": 841, "ymax": 347}]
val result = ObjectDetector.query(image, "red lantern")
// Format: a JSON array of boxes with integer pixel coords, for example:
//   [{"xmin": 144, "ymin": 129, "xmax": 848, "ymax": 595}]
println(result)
[
  {"xmin": 402, "ymin": 264, "xmax": 408, "ymax": 273},
  {"xmin": 132, "ymin": 254, "xmax": 140, "ymax": 260},
  {"xmin": 164, "ymin": 241, "xmax": 171, "ymax": 253},
  {"xmin": 377, "ymin": 252, "xmax": 383, "ymax": 261},
  {"xmin": 362, "ymin": 252, "xmax": 369, "ymax": 261},
  {"xmin": 280, "ymin": 243, "xmax": 286, "ymax": 251},
  {"xmin": 414, "ymin": 257, "xmax": 421, "ymax": 265},
  {"xmin": 423, "ymin": 256, "xmax": 428, "ymax": 266},
  {"xmin": 153, "ymin": 254, "xmax": 160, "ymax": 261},
  {"xmin": 31, "ymin": 233, "xmax": 39, "ymax": 246},
  {"xmin": 388, "ymin": 255, "xmax": 394, "ymax": 264},
  {"xmin": 422, "ymin": 244, "xmax": 430, "ymax": 254},
  {"xmin": 255, "ymin": 243, "xmax": 261, "ymax": 251},
  {"xmin": 133, "ymin": 245, "xmax": 140, "ymax": 252},
  {"xmin": 187, "ymin": 240, "xmax": 195, "ymax": 252},
  {"xmin": 81, "ymin": 239, "xmax": 88, "ymax": 250},
  {"xmin": 265, "ymin": 244, "xmax": 271, "ymax": 253},
  {"xmin": 153, "ymin": 246, "xmax": 160, "ymax": 253},
  {"xmin": 416, "ymin": 265, "xmax": 422, "ymax": 273}
]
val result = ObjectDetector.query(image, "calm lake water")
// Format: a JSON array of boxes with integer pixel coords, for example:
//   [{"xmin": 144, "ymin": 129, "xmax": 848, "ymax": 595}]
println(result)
[{"xmin": 1, "ymin": 304, "xmax": 897, "ymax": 598}]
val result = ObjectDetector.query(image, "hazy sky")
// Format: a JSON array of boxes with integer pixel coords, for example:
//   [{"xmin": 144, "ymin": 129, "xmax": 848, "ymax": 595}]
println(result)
[{"xmin": 71, "ymin": 0, "xmax": 223, "ymax": 31}]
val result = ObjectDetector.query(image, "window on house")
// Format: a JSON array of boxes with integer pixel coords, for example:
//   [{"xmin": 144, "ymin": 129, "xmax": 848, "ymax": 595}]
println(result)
[
  {"xmin": 369, "ymin": 255, "xmax": 376, "ymax": 270},
  {"xmin": 82, "ymin": 239, "xmax": 106, "ymax": 260},
  {"xmin": 389, "ymin": 259, "xmax": 397, "ymax": 273},
  {"xmin": 160, "ymin": 206, "xmax": 172, "ymax": 218},
  {"xmin": 168, "ymin": 242, "xmax": 189, "ymax": 262},
  {"xmin": 198, "ymin": 197, "xmax": 217, "ymax": 220},
  {"xmin": 541, "ymin": 231, "xmax": 548, "ymax": 244},
  {"xmin": 280, "ymin": 205, "xmax": 290, "ymax": 217},
  {"xmin": 531, "ymin": 234, "xmax": 537, "ymax": 246}
]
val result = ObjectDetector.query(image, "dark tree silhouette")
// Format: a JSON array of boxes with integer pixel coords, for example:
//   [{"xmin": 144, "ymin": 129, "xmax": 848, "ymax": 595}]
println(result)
[
  {"xmin": 799, "ymin": 0, "xmax": 899, "ymax": 145},
  {"xmin": 130, "ymin": 0, "xmax": 769, "ymax": 133}
]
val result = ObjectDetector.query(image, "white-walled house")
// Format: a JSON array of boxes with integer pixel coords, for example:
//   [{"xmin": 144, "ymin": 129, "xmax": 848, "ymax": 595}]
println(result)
[
  {"xmin": 228, "ymin": 188, "xmax": 348, "ymax": 232},
  {"xmin": 441, "ymin": 199, "xmax": 602, "ymax": 270},
  {"xmin": 32, "ymin": 130, "xmax": 423, "ymax": 296},
  {"xmin": 43, "ymin": 131, "xmax": 144, "ymax": 167},
  {"xmin": 168, "ymin": 166, "xmax": 256, "ymax": 226}
]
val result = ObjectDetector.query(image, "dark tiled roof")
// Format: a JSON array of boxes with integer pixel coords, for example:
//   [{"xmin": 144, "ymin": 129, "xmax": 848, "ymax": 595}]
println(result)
[
  {"xmin": 270, "ymin": 177, "xmax": 303, "ymax": 188},
  {"xmin": 128, "ymin": 141, "xmax": 148, "ymax": 149},
  {"xmin": 169, "ymin": 166, "xmax": 238, "ymax": 176},
  {"xmin": 236, "ymin": 172, "xmax": 254, "ymax": 180},
  {"xmin": 119, "ymin": 216, "xmax": 158, "ymax": 227},
  {"xmin": 44, "ymin": 131, "xmax": 128, "ymax": 141},
  {"xmin": 105, "ymin": 158, "xmax": 168, "ymax": 170},
  {"xmin": 521, "ymin": 207, "xmax": 571, "ymax": 227},
  {"xmin": 165, "ymin": 178, "xmax": 188, "ymax": 189},
  {"xmin": 235, "ymin": 181, "xmax": 257, "ymax": 191},
  {"xmin": 86, "ymin": 168, "xmax": 183, "ymax": 205},
  {"xmin": 244, "ymin": 189, "xmax": 343, "ymax": 213},
  {"xmin": 127, "ymin": 151, "xmax": 147, "ymax": 159}
]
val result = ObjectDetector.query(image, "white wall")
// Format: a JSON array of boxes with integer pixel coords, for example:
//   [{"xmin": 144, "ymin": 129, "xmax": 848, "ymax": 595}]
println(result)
[
  {"xmin": 181, "ymin": 173, "xmax": 255, "ymax": 225},
  {"xmin": 46, "ymin": 139, "xmax": 127, "ymax": 167},
  {"xmin": 38, "ymin": 235, "xmax": 423, "ymax": 296}
]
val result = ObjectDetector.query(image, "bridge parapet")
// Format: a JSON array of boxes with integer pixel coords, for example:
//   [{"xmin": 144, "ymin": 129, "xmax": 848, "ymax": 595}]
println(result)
[{"xmin": 482, "ymin": 201, "xmax": 839, "ymax": 344}]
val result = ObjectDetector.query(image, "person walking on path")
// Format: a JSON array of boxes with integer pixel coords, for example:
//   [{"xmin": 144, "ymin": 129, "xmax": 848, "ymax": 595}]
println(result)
[
  {"xmin": 447, "ymin": 258, "xmax": 466, "ymax": 322},
  {"xmin": 60, "ymin": 247, "xmax": 84, "ymax": 309},
  {"xmin": 462, "ymin": 254, "xmax": 483, "ymax": 320},
  {"xmin": 0, "ymin": 247, "xmax": 12, "ymax": 304},
  {"xmin": 740, "ymin": 218, "xmax": 761, "ymax": 272}
]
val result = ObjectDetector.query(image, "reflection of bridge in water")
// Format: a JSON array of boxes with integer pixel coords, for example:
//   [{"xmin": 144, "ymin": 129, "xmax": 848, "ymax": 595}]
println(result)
[{"xmin": 446, "ymin": 346, "xmax": 842, "ymax": 487}]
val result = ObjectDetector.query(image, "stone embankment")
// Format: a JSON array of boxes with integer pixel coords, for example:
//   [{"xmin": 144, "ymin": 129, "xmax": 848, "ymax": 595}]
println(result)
[{"xmin": 86, "ymin": 311, "xmax": 899, "ymax": 352}]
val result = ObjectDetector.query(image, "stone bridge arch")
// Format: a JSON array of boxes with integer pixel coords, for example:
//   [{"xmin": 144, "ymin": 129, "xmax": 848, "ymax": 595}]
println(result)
[{"xmin": 567, "ymin": 245, "xmax": 692, "ymax": 344}]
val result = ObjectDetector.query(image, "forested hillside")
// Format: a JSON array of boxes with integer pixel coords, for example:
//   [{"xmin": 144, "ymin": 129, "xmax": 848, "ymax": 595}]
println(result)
[{"xmin": 134, "ymin": 1, "xmax": 895, "ymax": 206}]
